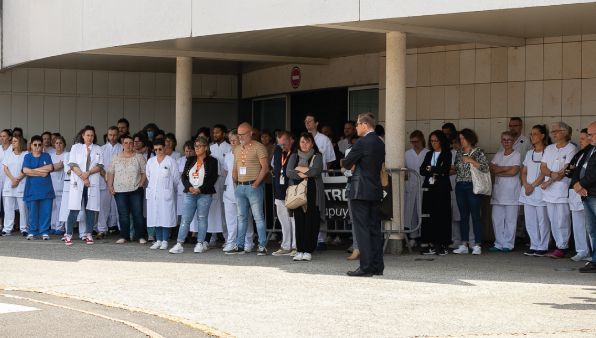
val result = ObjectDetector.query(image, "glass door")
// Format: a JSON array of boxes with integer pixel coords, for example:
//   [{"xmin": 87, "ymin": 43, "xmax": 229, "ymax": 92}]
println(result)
[{"xmin": 252, "ymin": 95, "xmax": 288, "ymax": 133}]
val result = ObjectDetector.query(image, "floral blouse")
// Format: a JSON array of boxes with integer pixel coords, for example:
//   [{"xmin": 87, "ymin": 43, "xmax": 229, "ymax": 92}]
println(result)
[
  {"xmin": 454, "ymin": 148, "xmax": 489, "ymax": 183},
  {"xmin": 107, "ymin": 154, "xmax": 147, "ymax": 192}
]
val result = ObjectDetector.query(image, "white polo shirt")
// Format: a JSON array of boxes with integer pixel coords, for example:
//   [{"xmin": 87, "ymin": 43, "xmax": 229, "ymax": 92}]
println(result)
[
  {"xmin": 313, "ymin": 131, "xmax": 336, "ymax": 171},
  {"xmin": 490, "ymin": 150, "xmax": 521, "ymax": 205}
]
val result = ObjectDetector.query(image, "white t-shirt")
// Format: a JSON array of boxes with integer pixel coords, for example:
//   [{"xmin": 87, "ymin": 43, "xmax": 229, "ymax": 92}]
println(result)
[
  {"xmin": 519, "ymin": 150, "xmax": 546, "ymax": 207},
  {"xmin": 541, "ymin": 143, "xmax": 577, "ymax": 204},
  {"xmin": 313, "ymin": 131, "xmax": 336, "ymax": 171},
  {"xmin": 100, "ymin": 142, "xmax": 123, "ymax": 190},
  {"xmin": 188, "ymin": 161, "xmax": 205, "ymax": 189},
  {"xmin": 490, "ymin": 150, "xmax": 521, "ymax": 205},
  {"xmin": 405, "ymin": 148, "xmax": 429, "ymax": 192}
]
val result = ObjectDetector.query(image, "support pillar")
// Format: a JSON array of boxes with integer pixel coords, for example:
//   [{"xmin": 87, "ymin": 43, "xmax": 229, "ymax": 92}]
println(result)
[
  {"xmin": 384, "ymin": 31, "xmax": 407, "ymax": 253},
  {"xmin": 175, "ymin": 56, "xmax": 192, "ymax": 150}
]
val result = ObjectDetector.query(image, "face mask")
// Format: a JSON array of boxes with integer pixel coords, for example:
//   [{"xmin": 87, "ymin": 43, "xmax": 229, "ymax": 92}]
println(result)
[{"xmin": 147, "ymin": 131, "xmax": 154, "ymax": 140}]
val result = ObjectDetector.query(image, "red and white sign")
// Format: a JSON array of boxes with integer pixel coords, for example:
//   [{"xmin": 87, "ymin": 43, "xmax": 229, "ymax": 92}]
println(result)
[{"xmin": 290, "ymin": 66, "xmax": 301, "ymax": 89}]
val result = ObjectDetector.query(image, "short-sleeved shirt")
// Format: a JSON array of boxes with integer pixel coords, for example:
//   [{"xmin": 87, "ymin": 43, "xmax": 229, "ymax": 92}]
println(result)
[
  {"xmin": 108, "ymin": 153, "xmax": 147, "ymax": 193},
  {"xmin": 314, "ymin": 132, "xmax": 336, "ymax": 171},
  {"xmin": 541, "ymin": 142, "xmax": 577, "ymax": 203},
  {"xmin": 490, "ymin": 150, "xmax": 521, "ymax": 205},
  {"xmin": 23, "ymin": 152, "xmax": 55, "ymax": 202},
  {"xmin": 233, "ymin": 141, "xmax": 268, "ymax": 182}
]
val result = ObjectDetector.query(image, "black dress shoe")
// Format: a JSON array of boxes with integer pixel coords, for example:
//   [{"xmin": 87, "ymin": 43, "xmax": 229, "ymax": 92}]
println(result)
[
  {"xmin": 346, "ymin": 268, "xmax": 373, "ymax": 277},
  {"xmin": 373, "ymin": 270, "xmax": 383, "ymax": 276}
]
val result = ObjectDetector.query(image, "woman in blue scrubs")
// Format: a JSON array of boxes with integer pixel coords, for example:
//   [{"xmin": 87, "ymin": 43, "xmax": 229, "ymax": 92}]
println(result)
[{"xmin": 22, "ymin": 135, "xmax": 55, "ymax": 240}]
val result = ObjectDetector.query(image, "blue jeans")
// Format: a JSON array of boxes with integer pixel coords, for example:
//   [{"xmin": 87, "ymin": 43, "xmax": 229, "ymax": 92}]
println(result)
[
  {"xmin": 582, "ymin": 196, "xmax": 596, "ymax": 262},
  {"xmin": 27, "ymin": 198, "xmax": 53, "ymax": 236},
  {"xmin": 66, "ymin": 186, "xmax": 97, "ymax": 237},
  {"xmin": 235, "ymin": 184, "xmax": 267, "ymax": 248},
  {"xmin": 155, "ymin": 227, "xmax": 171, "ymax": 242},
  {"xmin": 177, "ymin": 193, "xmax": 212, "ymax": 243},
  {"xmin": 114, "ymin": 188, "xmax": 146, "ymax": 241},
  {"xmin": 455, "ymin": 181, "xmax": 482, "ymax": 245}
]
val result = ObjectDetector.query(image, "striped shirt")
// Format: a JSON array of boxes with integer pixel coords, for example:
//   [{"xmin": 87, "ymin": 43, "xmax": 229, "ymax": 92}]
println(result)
[{"xmin": 233, "ymin": 141, "xmax": 268, "ymax": 182}]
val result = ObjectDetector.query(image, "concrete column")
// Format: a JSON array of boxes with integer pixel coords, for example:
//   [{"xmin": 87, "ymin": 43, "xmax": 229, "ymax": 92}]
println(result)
[
  {"xmin": 384, "ymin": 32, "xmax": 407, "ymax": 251},
  {"xmin": 175, "ymin": 56, "xmax": 192, "ymax": 150}
]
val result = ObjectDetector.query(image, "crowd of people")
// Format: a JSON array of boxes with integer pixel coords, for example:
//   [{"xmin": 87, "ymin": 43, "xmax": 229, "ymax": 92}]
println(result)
[
  {"xmin": 1, "ymin": 113, "xmax": 596, "ymax": 274},
  {"xmin": 405, "ymin": 117, "xmax": 596, "ymax": 273}
]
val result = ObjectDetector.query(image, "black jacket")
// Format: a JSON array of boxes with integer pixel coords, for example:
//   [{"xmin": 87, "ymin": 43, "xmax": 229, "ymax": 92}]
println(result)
[
  {"xmin": 180, "ymin": 155, "xmax": 219, "ymax": 194},
  {"xmin": 271, "ymin": 145, "xmax": 291, "ymax": 200},
  {"xmin": 342, "ymin": 132, "xmax": 385, "ymax": 201},
  {"xmin": 576, "ymin": 145, "xmax": 596, "ymax": 197},
  {"xmin": 419, "ymin": 150, "xmax": 452, "ymax": 191}
]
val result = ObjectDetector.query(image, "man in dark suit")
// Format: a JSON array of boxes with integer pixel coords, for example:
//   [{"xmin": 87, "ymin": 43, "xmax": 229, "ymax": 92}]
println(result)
[
  {"xmin": 574, "ymin": 121, "xmax": 596, "ymax": 273},
  {"xmin": 342, "ymin": 113, "xmax": 386, "ymax": 277}
]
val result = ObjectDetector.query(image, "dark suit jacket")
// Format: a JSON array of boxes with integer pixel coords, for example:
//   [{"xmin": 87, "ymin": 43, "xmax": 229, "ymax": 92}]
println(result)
[
  {"xmin": 342, "ymin": 131, "xmax": 385, "ymax": 201},
  {"xmin": 419, "ymin": 150, "xmax": 452, "ymax": 191},
  {"xmin": 578, "ymin": 145, "xmax": 596, "ymax": 197},
  {"xmin": 180, "ymin": 155, "xmax": 219, "ymax": 194}
]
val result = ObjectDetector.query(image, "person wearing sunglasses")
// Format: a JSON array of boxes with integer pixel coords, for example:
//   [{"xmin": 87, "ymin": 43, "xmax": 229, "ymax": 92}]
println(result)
[
  {"xmin": 519, "ymin": 125, "xmax": 551, "ymax": 256},
  {"xmin": 145, "ymin": 139, "xmax": 180, "ymax": 251},
  {"xmin": 489, "ymin": 131, "xmax": 522, "ymax": 253},
  {"xmin": 22, "ymin": 135, "xmax": 55, "ymax": 240}
]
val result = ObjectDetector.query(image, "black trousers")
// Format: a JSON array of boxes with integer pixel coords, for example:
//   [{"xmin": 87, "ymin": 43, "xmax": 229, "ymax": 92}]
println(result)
[
  {"xmin": 293, "ymin": 178, "xmax": 320, "ymax": 253},
  {"xmin": 350, "ymin": 199, "xmax": 384, "ymax": 273}
]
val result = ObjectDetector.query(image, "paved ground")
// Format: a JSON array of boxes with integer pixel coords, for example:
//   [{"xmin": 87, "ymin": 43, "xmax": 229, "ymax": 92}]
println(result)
[{"xmin": 0, "ymin": 236, "xmax": 594, "ymax": 338}]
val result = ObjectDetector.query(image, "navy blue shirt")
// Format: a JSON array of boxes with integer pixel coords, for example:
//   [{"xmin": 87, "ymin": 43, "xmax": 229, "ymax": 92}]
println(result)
[
  {"xmin": 23, "ymin": 152, "xmax": 55, "ymax": 202},
  {"xmin": 272, "ymin": 145, "xmax": 291, "ymax": 200}
]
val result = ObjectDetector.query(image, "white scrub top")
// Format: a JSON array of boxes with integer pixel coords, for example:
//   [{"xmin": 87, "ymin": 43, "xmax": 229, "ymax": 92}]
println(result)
[
  {"xmin": 519, "ymin": 150, "xmax": 546, "ymax": 207},
  {"xmin": 490, "ymin": 150, "xmax": 521, "ymax": 205},
  {"xmin": 541, "ymin": 143, "xmax": 577, "ymax": 204},
  {"xmin": 2, "ymin": 150, "xmax": 28, "ymax": 198}
]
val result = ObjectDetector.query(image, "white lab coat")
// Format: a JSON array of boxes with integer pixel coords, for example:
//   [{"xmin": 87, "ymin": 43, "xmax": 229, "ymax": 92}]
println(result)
[
  {"xmin": 67, "ymin": 143, "xmax": 103, "ymax": 211},
  {"xmin": 146, "ymin": 155, "xmax": 179, "ymax": 228}
]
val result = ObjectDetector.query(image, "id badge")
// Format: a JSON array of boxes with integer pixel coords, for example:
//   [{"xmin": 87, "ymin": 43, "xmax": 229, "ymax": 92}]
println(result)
[
  {"xmin": 279, "ymin": 176, "xmax": 285, "ymax": 185},
  {"xmin": 428, "ymin": 177, "xmax": 435, "ymax": 185},
  {"xmin": 239, "ymin": 166, "xmax": 247, "ymax": 175}
]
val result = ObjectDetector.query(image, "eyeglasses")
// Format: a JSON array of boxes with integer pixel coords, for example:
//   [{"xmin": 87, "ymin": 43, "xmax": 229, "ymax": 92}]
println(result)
[
  {"xmin": 153, "ymin": 148, "xmax": 163, "ymax": 152},
  {"xmin": 31, "ymin": 143, "xmax": 42, "ymax": 147},
  {"xmin": 550, "ymin": 129, "xmax": 563, "ymax": 134},
  {"xmin": 194, "ymin": 144, "xmax": 207, "ymax": 148}
]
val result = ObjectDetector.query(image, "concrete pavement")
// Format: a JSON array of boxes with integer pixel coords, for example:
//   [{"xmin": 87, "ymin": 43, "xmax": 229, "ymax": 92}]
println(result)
[{"xmin": 0, "ymin": 236, "xmax": 594, "ymax": 337}]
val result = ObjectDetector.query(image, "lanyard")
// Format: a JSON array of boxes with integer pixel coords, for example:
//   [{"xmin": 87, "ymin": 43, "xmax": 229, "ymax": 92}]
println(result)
[
  {"xmin": 240, "ymin": 142, "xmax": 252, "ymax": 166},
  {"xmin": 194, "ymin": 160, "xmax": 204, "ymax": 174}
]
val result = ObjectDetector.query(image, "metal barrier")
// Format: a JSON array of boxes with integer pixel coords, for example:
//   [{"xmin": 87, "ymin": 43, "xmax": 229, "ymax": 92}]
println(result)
[{"xmin": 266, "ymin": 167, "xmax": 425, "ymax": 254}]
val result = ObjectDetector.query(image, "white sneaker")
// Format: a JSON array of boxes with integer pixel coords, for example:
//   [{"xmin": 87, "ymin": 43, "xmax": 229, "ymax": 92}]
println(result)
[
  {"xmin": 222, "ymin": 243, "xmax": 236, "ymax": 252},
  {"xmin": 202, "ymin": 241, "xmax": 210, "ymax": 251},
  {"xmin": 139, "ymin": 238, "xmax": 147, "ymax": 244},
  {"xmin": 159, "ymin": 241, "xmax": 168, "ymax": 250},
  {"xmin": 290, "ymin": 249, "xmax": 297, "ymax": 257},
  {"xmin": 571, "ymin": 253, "xmax": 589, "ymax": 262},
  {"xmin": 150, "ymin": 241, "xmax": 161, "ymax": 250},
  {"xmin": 453, "ymin": 245, "xmax": 469, "ymax": 254},
  {"xmin": 302, "ymin": 253, "xmax": 312, "ymax": 261},
  {"xmin": 293, "ymin": 252, "xmax": 304, "ymax": 261},
  {"xmin": 472, "ymin": 245, "xmax": 482, "ymax": 255},
  {"xmin": 193, "ymin": 242, "xmax": 204, "ymax": 253},
  {"xmin": 169, "ymin": 243, "xmax": 184, "ymax": 254},
  {"xmin": 244, "ymin": 246, "xmax": 253, "ymax": 253},
  {"xmin": 115, "ymin": 238, "xmax": 126, "ymax": 244}
]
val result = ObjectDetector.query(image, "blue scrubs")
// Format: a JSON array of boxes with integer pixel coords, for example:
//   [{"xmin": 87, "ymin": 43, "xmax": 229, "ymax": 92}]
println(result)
[{"xmin": 23, "ymin": 152, "xmax": 55, "ymax": 236}]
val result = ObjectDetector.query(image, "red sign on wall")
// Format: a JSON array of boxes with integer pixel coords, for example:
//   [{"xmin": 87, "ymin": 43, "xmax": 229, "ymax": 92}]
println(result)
[{"xmin": 291, "ymin": 66, "xmax": 301, "ymax": 89}]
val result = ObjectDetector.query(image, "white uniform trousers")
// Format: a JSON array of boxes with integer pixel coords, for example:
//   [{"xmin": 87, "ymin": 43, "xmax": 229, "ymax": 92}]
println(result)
[
  {"xmin": 50, "ymin": 195, "xmax": 64, "ymax": 231},
  {"xmin": 96, "ymin": 189, "xmax": 118, "ymax": 232},
  {"xmin": 223, "ymin": 201, "xmax": 254, "ymax": 248},
  {"xmin": 491, "ymin": 205, "xmax": 519, "ymax": 250},
  {"xmin": 404, "ymin": 190, "xmax": 421, "ymax": 238},
  {"xmin": 571, "ymin": 210, "xmax": 591, "ymax": 256},
  {"xmin": 275, "ymin": 199, "xmax": 296, "ymax": 251},
  {"xmin": 523, "ymin": 204, "xmax": 550, "ymax": 251},
  {"xmin": 3, "ymin": 196, "xmax": 28, "ymax": 232},
  {"xmin": 545, "ymin": 202, "xmax": 571, "ymax": 249},
  {"xmin": 207, "ymin": 177, "xmax": 225, "ymax": 234}
]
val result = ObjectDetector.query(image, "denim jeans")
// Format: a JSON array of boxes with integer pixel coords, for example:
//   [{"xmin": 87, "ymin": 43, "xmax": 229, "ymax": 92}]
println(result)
[
  {"xmin": 582, "ymin": 196, "xmax": 596, "ymax": 261},
  {"xmin": 177, "ymin": 193, "xmax": 212, "ymax": 243},
  {"xmin": 27, "ymin": 198, "xmax": 53, "ymax": 236},
  {"xmin": 66, "ymin": 186, "xmax": 97, "ymax": 237},
  {"xmin": 155, "ymin": 227, "xmax": 171, "ymax": 242},
  {"xmin": 114, "ymin": 188, "xmax": 146, "ymax": 241},
  {"xmin": 455, "ymin": 181, "xmax": 482, "ymax": 245},
  {"xmin": 235, "ymin": 184, "xmax": 267, "ymax": 248}
]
